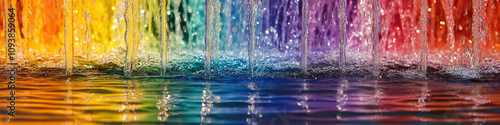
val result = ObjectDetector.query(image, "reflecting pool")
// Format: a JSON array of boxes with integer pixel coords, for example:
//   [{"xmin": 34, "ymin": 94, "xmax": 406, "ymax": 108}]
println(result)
[{"xmin": 1, "ymin": 73, "xmax": 500, "ymax": 124}]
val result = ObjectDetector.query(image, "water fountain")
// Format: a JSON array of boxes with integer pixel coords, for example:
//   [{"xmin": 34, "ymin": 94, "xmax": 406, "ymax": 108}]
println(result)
[
  {"xmin": 0, "ymin": 0, "xmax": 498, "ymax": 79},
  {"xmin": 2, "ymin": 0, "xmax": 500, "ymax": 124}
]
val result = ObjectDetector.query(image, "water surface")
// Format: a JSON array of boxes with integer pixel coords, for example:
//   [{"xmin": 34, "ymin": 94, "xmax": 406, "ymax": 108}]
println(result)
[{"xmin": 1, "ymin": 74, "xmax": 500, "ymax": 124}]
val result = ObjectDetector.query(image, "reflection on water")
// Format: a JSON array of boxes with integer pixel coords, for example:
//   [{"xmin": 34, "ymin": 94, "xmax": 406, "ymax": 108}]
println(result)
[
  {"xmin": 336, "ymin": 79, "xmax": 349, "ymax": 120},
  {"xmin": 120, "ymin": 80, "xmax": 139, "ymax": 123},
  {"xmin": 156, "ymin": 80, "xmax": 171, "ymax": 121},
  {"xmin": 64, "ymin": 78, "xmax": 74, "ymax": 124},
  {"xmin": 417, "ymin": 82, "xmax": 429, "ymax": 112},
  {"xmin": 246, "ymin": 82, "xmax": 260, "ymax": 125},
  {"xmin": 299, "ymin": 81, "xmax": 310, "ymax": 114},
  {"xmin": 1, "ymin": 75, "xmax": 500, "ymax": 124},
  {"xmin": 201, "ymin": 81, "xmax": 220, "ymax": 124}
]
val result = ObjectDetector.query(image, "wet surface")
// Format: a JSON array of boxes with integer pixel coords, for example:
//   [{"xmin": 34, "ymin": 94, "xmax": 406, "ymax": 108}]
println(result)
[{"xmin": 1, "ymin": 74, "xmax": 500, "ymax": 124}]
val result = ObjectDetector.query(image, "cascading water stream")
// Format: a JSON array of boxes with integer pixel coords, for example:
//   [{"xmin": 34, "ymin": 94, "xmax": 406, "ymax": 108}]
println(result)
[
  {"xmin": 124, "ymin": 0, "xmax": 130, "ymax": 76},
  {"xmin": 443, "ymin": 0, "xmax": 456, "ymax": 49},
  {"xmin": 213, "ymin": 0, "xmax": 221, "ymax": 65},
  {"xmin": 419, "ymin": 0, "xmax": 428, "ymax": 76},
  {"xmin": 372, "ymin": 0, "xmax": 380, "ymax": 77},
  {"xmin": 338, "ymin": 0, "xmax": 347, "ymax": 74},
  {"xmin": 205, "ymin": 0, "xmax": 214, "ymax": 79},
  {"xmin": 300, "ymin": 0, "xmax": 308, "ymax": 74},
  {"xmin": 248, "ymin": 0, "xmax": 258, "ymax": 77},
  {"xmin": 472, "ymin": 0, "xmax": 486, "ymax": 70},
  {"xmin": 84, "ymin": 0, "xmax": 94, "ymax": 61},
  {"xmin": 124, "ymin": 0, "xmax": 139, "ymax": 77},
  {"xmin": 1, "ymin": 0, "xmax": 499, "ymax": 80},
  {"xmin": 160, "ymin": 0, "xmax": 169, "ymax": 76},
  {"xmin": 64, "ymin": 0, "xmax": 73, "ymax": 75}
]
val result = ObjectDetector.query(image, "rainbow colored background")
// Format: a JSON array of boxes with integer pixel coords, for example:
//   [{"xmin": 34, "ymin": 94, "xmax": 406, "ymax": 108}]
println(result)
[{"xmin": 0, "ymin": 0, "xmax": 499, "ymax": 76}]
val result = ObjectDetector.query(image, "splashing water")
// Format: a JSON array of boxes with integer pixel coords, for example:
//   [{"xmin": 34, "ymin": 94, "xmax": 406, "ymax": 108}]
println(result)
[
  {"xmin": 64, "ymin": 0, "xmax": 73, "ymax": 75},
  {"xmin": 420, "ymin": 0, "xmax": 429, "ymax": 77},
  {"xmin": 338, "ymin": 0, "xmax": 347, "ymax": 74},
  {"xmin": 300, "ymin": 0, "xmax": 308, "ymax": 74},
  {"xmin": 3, "ymin": 1, "xmax": 500, "ymax": 124},
  {"xmin": 0, "ymin": 0, "xmax": 499, "ymax": 79}
]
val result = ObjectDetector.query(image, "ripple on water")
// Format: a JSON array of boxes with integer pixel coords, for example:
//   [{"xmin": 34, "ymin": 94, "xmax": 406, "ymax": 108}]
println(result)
[{"xmin": 1, "ymin": 75, "xmax": 500, "ymax": 124}]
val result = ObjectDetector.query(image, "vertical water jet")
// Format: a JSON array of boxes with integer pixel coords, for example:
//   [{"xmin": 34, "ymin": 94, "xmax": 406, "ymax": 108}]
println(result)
[
  {"xmin": 84, "ymin": 0, "xmax": 94, "ymax": 61},
  {"xmin": 124, "ymin": 0, "xmax": 131, "ymax": 76},
  {"xmin": 338, "ymin": 0, "xmax": 347, "ymax": 74},
  {"xmin": 419, "ymin": 0, "xmax": 428, "ymax": 76},
  {"xmin": 248, "ymin": 0, "xmax": 258, "ymax": 77},
  {"xmin": 472, "ymin": 0, "xmax": 485, "ymax": 70},
  {"xmin": 300, "ymin": 0, "xmax": 309, "ymax": 74},
  {"xmin": 371, "ymin": 0, "xmax": 380, "ymax": 77},
  {"xmin": 205, "ymin": 0, "xmax": 214, "ymax": 79},
  {"xmin": 213, "ymin": 0, "xmax": 221, "ymax": 70},
  {"xmin": 133, "ymin": 0, "xmax": 139, "ymax": 73},
  {"xmin": 160, "ymin": 0, "xmax": 169, "ymax": 75},
  {"xmin": 124, "ymin": 0, "xmax": 139, "ymax": 77},
  {"xmin": 64, "ymin": 0, "xmax": 74, "ymax": 75},
  {"xmin": 442, "ymin": 0, "xmax": 456, "ymax": 48}
]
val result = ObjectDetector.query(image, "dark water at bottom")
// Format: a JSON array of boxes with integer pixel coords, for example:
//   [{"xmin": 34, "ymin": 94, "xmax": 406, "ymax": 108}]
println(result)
[{"xmin": 1, "ymin": 74, "xmax": 500, "ymax": 124}]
